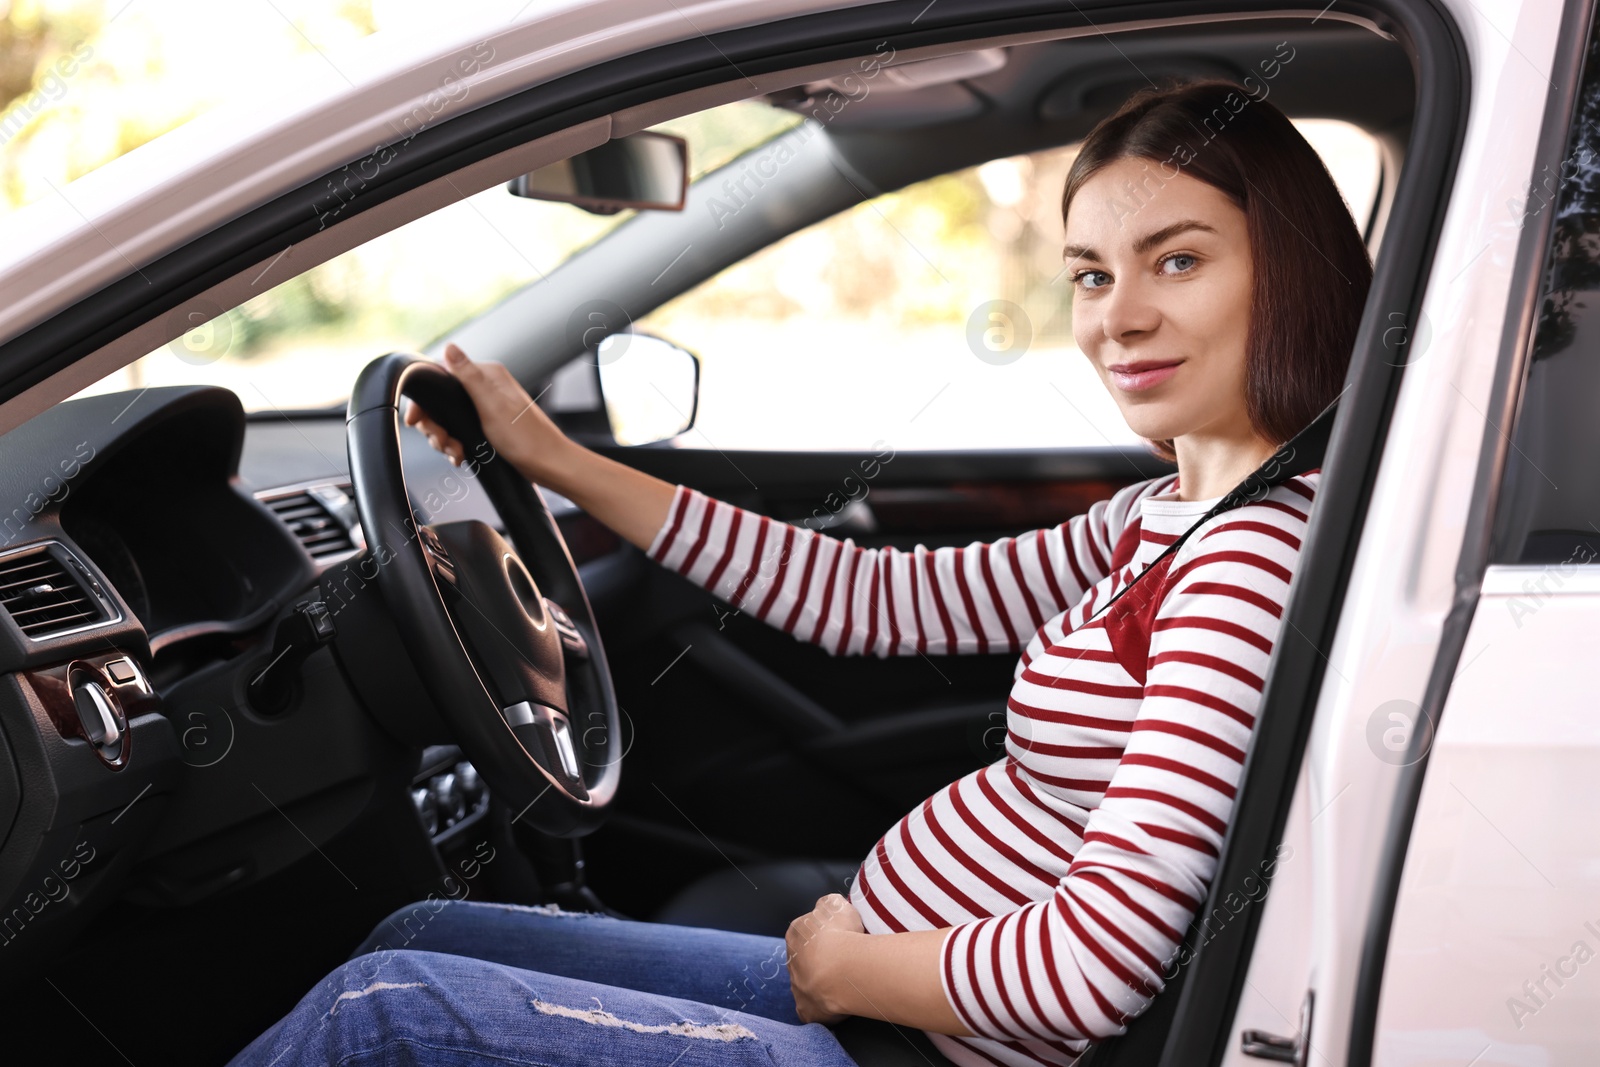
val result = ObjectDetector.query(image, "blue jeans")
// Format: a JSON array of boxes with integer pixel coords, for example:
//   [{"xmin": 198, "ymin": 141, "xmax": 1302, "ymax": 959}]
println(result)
[{"xmin": 224, "ymin": 900, "xmax": 938, "ymax": 1066}]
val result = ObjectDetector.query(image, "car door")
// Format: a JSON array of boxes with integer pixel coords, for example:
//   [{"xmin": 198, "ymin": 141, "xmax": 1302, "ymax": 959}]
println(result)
[
  {"xmin": 1362, "ymin": 3, "xmax": 1600, "ymax": 1062},
  {"xmin": 1193, "ymin": 2, "xmax": 1585, "ymax": 1065}
]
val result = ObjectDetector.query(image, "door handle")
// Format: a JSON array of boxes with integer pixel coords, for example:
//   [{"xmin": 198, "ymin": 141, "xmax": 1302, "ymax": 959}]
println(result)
[{"xmin": 1240, "ymin": 990, "xmax": 1313, "ymax": 1065}]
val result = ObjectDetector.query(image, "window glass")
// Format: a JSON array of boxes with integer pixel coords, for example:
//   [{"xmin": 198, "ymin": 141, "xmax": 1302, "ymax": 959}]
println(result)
[
  {"xmin": 1490, "ymin": 30, "xmax": 1600, "ymax": 566},
  {"xmin": 70, "ymin": 100, "xmax": 801, "ymax": 413},
  {"xmin": 635, "ymin": 119, "xmax": 1383, "ymax": 452}
]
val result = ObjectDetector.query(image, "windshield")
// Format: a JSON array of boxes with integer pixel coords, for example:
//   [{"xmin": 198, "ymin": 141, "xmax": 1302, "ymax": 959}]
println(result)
[{"xmin": 72, "ymin": 100, "xmax": 802, "ymax": 412}]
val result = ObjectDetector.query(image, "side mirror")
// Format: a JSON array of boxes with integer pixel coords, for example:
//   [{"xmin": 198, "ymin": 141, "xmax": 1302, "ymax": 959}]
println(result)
[
  {"xmin": 595, "ymin": 332, "xmax": 700, "ymax": 445},
  {"xmin": 507, "ymin": 132, "xmax": 689, "ymax": 215}
]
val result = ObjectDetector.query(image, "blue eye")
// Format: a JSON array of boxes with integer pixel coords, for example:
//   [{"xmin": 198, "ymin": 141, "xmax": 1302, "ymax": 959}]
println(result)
[
  {"xmin": 1074, "ymin": 270, "xmax": 1110, "ymax": 290},
  {"xmin": 1161, "ymin": 253, "xmax": 1198, "ymax": 274}
]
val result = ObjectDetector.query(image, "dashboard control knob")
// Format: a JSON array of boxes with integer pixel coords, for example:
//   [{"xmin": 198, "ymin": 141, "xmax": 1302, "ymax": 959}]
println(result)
[
  {"xmin": 454, "ymin": 760, "xmax": 485, "ymax": 809},
  {"xmin": 71, "ymin": 680, "xmax": 123, "ymax": 759},
  {"xmin": 248, "ymin": 600, "xmax": 336, "ymax": 715},
  {"xmin": 411, "ymin": 786, "xmax": 439, "ymax": 837},
  {"xmin": 431, "ymin": 772, "xmax": 467, "ymax": 827}
]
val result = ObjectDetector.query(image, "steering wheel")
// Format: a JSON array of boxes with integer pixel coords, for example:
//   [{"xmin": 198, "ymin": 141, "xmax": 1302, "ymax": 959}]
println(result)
[{"xmin": 345, "ymin": 352, "xmax": 622, "ymax": 837}]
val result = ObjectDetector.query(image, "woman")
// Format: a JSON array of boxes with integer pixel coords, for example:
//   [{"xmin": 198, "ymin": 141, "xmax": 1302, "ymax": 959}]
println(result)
[{"xmin": 228, "ymin": 78, "xmax": 1371, "ymax": 1067}]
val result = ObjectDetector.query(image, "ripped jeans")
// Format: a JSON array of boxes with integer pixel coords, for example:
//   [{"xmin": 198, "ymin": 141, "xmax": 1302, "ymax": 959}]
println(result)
[{"xmin": 223, "ymin": 899, "xmax": 949, "ymax": 1066}]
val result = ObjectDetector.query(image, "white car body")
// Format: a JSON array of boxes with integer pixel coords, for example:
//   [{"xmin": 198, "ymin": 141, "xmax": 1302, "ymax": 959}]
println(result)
[{"xmin": 0, "ymin": 0, "xmax": 1589, "ymax": 1063}]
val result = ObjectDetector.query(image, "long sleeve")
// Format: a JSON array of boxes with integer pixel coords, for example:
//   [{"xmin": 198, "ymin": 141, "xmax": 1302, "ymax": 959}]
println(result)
[
  {"xmin": 934, "ymin": 498, "xmax": 1307, "ymax": 1044},
  {"xmin": 644, "ymin": 478, "xmax": 1175, "ymax": 658}
]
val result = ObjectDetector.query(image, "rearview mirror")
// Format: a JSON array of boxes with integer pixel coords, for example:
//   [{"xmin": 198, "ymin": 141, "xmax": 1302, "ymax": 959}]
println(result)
[{"xmin": 507, "ymin": 132, "xmax": 689, "ymax": 215}]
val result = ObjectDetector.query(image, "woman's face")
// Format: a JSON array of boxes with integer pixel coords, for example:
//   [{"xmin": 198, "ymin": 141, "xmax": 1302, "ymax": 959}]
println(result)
[{"xmin": 1064, "ymin": 156, "xmax": 1255, "ymax": 447}]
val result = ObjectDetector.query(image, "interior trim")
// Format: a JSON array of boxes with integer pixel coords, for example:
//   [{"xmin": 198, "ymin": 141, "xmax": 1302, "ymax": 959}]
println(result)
[
  {"xmin": 603, "ymin": 443, "xmax": 1173, "ymax": 489},
  {"xmin": 1478, "ymin": 563, "xmax": 1600, "ymax": 597}
]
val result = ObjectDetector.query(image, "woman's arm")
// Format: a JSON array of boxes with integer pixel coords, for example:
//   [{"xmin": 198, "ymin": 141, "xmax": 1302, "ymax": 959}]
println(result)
[
  {"xmin": 413, "ymin": 345, "xmax": 1169, "ymax": 657},
  {"xmin": 645, "ymin": 478, "xmax": 1168, "ymax": 658}
]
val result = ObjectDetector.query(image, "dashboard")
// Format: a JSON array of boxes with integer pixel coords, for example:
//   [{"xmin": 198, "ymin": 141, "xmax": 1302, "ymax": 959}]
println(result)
[
  {"xmin": 0, "ymin": 382, "xmax": 626, "ymax": 981},
  {"xmin": 57, "ymin": 397, "xmax": 313, "ymax": 685}
]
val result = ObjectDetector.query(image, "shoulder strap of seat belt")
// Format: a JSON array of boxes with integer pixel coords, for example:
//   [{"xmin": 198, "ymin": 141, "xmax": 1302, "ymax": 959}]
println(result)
[{"xmin": 1081, "ymin": 392, "xmax": 1341, "ymax": 628}]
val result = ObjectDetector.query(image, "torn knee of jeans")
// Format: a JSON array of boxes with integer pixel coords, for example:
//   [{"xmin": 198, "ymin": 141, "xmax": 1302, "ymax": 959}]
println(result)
[
  {"xmin": 530, "ymin": 998, "xmax": 760, "ymax": 1041},
  {"xmin": 492, "ymin": 901, "xmax": 596, "ymax": 918},
  {"xmin": 329, "ymin": 981, "xmax": 426, "ymax": 1015}
]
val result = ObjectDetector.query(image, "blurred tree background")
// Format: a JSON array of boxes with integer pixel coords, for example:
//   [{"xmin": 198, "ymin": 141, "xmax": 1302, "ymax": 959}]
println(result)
[
  {"xmin": 0, "ymin": 1, "xmax": 97, "ymax": 109},
  {"xmin": 0, "ymin": 0, "xmax": 103, "ymax": 203},
  {"xmin": 642, "ymin": 146, "xmax": 1081, "ymax": 346},
  {"xmin": 0, "ymin": 0, "xmax": 376, "ymax": 206},
  {"xmin": 1, "ymin": 0, "xmax": 384, "ymax": 383}
]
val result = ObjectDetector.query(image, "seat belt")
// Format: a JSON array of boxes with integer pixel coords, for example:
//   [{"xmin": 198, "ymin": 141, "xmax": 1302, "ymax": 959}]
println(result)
[{"xmin": 1080, "ymin": 393, "xmax": 1340, "ymax": 628}]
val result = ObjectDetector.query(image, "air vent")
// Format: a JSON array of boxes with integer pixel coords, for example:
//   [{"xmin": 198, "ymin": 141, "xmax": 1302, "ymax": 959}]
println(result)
[
  {"xmin": 0, "ymin": 543, "xmax": 116, "ymax": 640},
  {"xmin": 258, "ymin": 482, "xmax": 364, "ymax": 563}
]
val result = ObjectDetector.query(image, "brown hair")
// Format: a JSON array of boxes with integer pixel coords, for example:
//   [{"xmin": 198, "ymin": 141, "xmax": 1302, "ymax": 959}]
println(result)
[{"xmin": 1062, "ymin": 79, "xmax": 1373, "ymax": 461}]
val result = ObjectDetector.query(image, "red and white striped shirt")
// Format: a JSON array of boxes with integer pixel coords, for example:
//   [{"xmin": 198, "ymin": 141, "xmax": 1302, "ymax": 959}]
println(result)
[{"xmin": 645, "ymin": 470, "xmax": 1317, "ymax": 1066}]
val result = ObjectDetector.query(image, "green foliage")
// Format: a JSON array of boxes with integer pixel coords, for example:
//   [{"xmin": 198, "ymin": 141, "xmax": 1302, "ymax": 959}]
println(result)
[
  {"xmin": 644, "ymin": 162, "xmax": 1006, "ymax": 338},
  {"xmin": 336, "ymin": 0, "xmax": 376, "ymax": 36},
  {"xmin": 0, "ymin": 1, "xmax": 100, "ymax": 113},
  {"xmin": 229, "ymin": 271, "xmax": 353, "ymax": 355}
]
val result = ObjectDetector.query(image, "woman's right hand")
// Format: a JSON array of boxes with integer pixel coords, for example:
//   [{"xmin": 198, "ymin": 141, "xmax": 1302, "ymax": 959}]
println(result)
[
  {"xmin": 408, "ymin": 341, "xmax": 679, "ymax": 554},
  {"xmin": 405, "ymin": 343, "xmax": 575, "ymax": 488}
]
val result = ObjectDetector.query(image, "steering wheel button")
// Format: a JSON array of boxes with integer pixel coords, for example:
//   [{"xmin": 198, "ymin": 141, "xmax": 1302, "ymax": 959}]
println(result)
[
  {"xmin": 550, "ymin": 716, "xmax": 581, "ymax": 781},
  {"xmin": 503, "ymin": 700, "xmax": 587, "ymax": 792}
]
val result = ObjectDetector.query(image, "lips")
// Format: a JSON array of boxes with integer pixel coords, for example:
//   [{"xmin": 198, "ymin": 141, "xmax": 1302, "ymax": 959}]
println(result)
[{"xmin": 1107, "ymin": 359, "xmax": 1182, "ymax": 392}]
